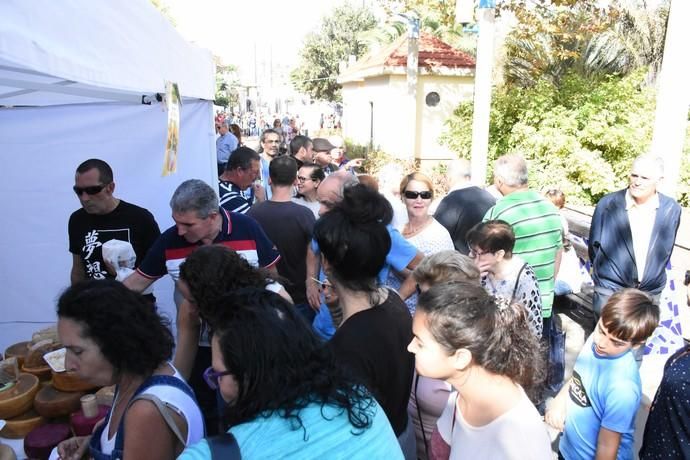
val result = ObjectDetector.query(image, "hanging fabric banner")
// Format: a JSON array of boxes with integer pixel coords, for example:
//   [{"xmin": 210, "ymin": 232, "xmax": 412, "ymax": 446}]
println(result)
[{"xmin": 162, "ymin": 81, "xmax": 181, "ymax": 176}]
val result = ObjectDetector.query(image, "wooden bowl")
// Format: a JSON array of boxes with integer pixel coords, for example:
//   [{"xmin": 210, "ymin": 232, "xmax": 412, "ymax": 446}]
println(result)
[
  {"xmin": 20, "ymin": 364, "xmax": 52, "ymax": 382},
  {"xmin": 0, "ymin": 409, "xmax": 46, "ymax": 439},
  {"xmin": 0, "ymin": 373, "xmax": 40, "ymax": 419},
  {"xmin": 3, "ymin": 341, "xmax": 30, "ymax": 367},
  {"xmin": 34, "ymin": 385, "xmax": 85, "ymax": 419},
  {"xmin": 51, "ymin": 371, "xmax": 98, "ymax": 393}
]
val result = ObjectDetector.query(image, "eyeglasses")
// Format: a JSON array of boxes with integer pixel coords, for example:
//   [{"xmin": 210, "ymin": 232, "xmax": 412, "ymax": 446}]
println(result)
[
  {"xmin": 203, "ymin": 366, "xmax": 233, "ymax": 390},
  {"xmin": 264, "ymin": 139, "xmax": 281, "ymax": 144},
  {"xmin": 73, "ymin": 184, "xmax": 107, "ymax": 196},
  {"xmin": 297, "ymin": 176, "xmax": 313, "ymax": 182},
  {"xmin": 468, "ymin": 249, "xmax": 493, "ymax": 258},
  {"xmin": 403, "ymin": 191, "xmax": 432, "ymax": 200}
]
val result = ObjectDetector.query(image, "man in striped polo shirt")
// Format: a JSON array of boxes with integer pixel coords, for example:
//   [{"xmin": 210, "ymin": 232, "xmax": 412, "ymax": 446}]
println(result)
[{"xmin": 483, "ymin": 154, "xmax": 563, "ymax": 326}]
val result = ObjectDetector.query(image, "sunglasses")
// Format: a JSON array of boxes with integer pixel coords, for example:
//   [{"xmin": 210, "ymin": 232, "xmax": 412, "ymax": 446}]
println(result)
[
  {"xmin": 404, "ymin": 191, "xmax": 432, "ymax": 200},
  {"xmin": 73, "ymin": 184, "xmax": 107, "ymax": 196},
  {"xmin": 203, "ymin": 366, "xmax": 233, "ymax": 390},
  {"xmin": 297, "ymin": 176, "xmax": 313, "ymax": 182}
]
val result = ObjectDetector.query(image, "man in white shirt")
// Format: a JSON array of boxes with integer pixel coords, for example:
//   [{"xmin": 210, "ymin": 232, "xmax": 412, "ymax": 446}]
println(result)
[{"xmin": 588, "ymin": 154, "xmax": 681, "ymax": 315}]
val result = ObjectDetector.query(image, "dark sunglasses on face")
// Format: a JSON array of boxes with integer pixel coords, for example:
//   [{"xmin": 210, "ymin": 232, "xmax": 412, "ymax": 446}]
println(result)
[
  {"xmin": 404, "ymin": 190, "xmax": 432, "ymax": 200},
  {"xmin": 203, "ymin": 366, "xmax": 233, "ymax": 390},
  {"xmin": 73, "ymin": 184, "xmax": 107, "ymax": 196}
]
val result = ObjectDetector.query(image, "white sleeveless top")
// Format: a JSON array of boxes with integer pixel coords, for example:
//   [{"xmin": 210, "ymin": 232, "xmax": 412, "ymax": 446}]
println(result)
[{"xmin": 99, "ymin": 365, "xmax": 204, "ymax": 455}]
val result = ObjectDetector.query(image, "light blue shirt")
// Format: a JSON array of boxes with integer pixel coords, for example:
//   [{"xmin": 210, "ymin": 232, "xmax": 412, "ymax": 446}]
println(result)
[
  {"xmin": 312, "ymin": 225, "xmax": 417, "ymax": 339},
  {"xmin": 216, "ymin": 132, "xmax": 238, "ymax": 164},
  {"xmin": 178, "ymin": 399, "xmax": 403, "ymax": 459},
  {"xmin": 560, "ymin": 337, "xmax": 641, "ymax": 460}
]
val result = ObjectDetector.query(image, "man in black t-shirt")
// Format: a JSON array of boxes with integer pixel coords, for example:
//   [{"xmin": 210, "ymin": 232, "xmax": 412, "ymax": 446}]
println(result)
[
  {"xmin": 248, "ymin": 155, "xmax": 315, "ymax": 320},
  {"xmin": 68, "ymin": 159, "xmax": 160, "ymax": 283},
  {"xmin": 434, "ymin": 158, "xmax": 496, "ymax": 255}
]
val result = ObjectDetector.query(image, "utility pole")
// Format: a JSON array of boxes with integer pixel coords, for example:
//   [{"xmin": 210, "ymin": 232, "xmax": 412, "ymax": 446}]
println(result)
[
  {"xmin": 468, "ymin": 0, "xmax": 496, "ymax": 186},
  {"xmin": 649, "ymin": 0, "xmax": 689, "ymax": 198}
]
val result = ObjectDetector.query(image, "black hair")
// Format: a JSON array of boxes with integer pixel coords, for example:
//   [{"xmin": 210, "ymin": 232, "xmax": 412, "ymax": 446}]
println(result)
[
  {"xmin": 57, "ymin": 279, "xmax": 173, "ymax": 377},
  {"xmin": 299, "ymin": 163, "xmax": 325, "ymax": 182},
  {"xmin": 290, "ymin": 135, "xmax": 311, "ymax": 156},
  {"xmin": 313, "ymin": 184, "xmax": 391, "ymax": 293},
  {"xmin": 227, "ymin": 146, "xmax": 260, "ymax": 171},
  {"xmin": 466, "ymin": 220, "xmax": 516, "ymax": 256},
  {"xmin": 76, "ymin": 159, "xmax": 113, "ymax": 184},
  {"xmin": 212, "ymin": 288, "xmax": 375, "ymax": 434},
  {"xmin": 269, "ymin": 155, "xmax": 298, "ymax": 186},
  {"xmin": 178, "ymin": 245, "xmax": 275, "ymax": 326}
]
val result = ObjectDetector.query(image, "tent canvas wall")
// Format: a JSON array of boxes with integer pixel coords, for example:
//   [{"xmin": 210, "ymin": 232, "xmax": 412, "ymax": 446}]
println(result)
[{"xmin": 0, "ymin": 0, "xmax": 217, "ymax": 352}]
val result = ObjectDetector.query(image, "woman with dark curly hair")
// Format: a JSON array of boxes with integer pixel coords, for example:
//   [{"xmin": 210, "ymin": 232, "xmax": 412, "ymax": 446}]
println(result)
[
  {"xmin": 179, "ymin": 288, "xmax": 402, "ymax": 459},
  {"xmin": 176, "ymin": 245, "xmax": 291, "ymax": 435},
  {"xmin": 313, "ymin": 183, "xmax": 415, "ymax": 458},
  {"xmin": 408, "ymin": 281, "xmax": 550, "ymax": 459},
  {"xmin": 53, "ymin": 279, "xmax": 204, "ymax": 460}
]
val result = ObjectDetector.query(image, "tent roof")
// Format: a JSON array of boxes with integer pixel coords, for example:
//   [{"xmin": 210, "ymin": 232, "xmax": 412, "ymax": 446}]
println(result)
[{"xmin": 0, "ymin": 0, "xmax": 215, "ymax": 106}]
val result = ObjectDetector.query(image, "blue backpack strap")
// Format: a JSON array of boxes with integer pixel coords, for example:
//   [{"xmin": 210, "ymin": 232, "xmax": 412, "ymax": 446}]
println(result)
[{"xmin": 207, "ymin": 432, "xmax": 241, "ymax": 460}]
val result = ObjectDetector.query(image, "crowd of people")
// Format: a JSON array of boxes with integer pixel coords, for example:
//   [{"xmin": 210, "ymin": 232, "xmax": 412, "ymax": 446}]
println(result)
[{"xmin": 60, "ymin": 126, "xmax": 686, "ymax": 459}]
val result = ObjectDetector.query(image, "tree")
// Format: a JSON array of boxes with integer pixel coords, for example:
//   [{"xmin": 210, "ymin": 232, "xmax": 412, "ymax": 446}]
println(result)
[
  {"xmin": 214, "ymin": 59, "xmax": 239, "ymax": 110},
  {"xmin": 291, "ymin": 4, "xmax": 377, "ymax": 102},
  {"xmin": 500, "ymin": 0, "xmax": 669, "ymax": 87},
  {"xmin": 372, "ymin": 0, "xmax": 476, "ymax": 54},
  {"xmin": 440, "ymin": 69, "xmax": 690, "ymax": 206}
]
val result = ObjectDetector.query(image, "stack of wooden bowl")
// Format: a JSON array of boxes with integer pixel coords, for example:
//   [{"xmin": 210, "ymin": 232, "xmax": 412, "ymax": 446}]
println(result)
[{"xmin": 0, "ymin": 332, "xmax": 111, "ymax": 454}]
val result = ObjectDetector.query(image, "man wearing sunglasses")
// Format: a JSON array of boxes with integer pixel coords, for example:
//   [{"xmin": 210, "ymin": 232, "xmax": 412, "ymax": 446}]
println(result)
[{"xmin": 68, "ymin": 159, "xmax": 160, "ymax": 284}]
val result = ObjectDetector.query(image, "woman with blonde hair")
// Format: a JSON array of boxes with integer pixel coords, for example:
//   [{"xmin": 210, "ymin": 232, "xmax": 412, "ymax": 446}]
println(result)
[{"xmin": 388, "ymin": 172, "xmax": 454, "ymax": 314}]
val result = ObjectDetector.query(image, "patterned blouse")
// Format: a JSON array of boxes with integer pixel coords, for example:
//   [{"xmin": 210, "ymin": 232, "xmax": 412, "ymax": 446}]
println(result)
[{"xmin": 481, "ymin": 259, "xmax": 543, "ymax": 338}]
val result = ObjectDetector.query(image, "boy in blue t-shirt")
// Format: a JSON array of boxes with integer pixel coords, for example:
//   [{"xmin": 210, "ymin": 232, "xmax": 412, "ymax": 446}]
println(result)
[{"xmin": 546, "ymin": 289, "xmax": 659, "ymax": 460}]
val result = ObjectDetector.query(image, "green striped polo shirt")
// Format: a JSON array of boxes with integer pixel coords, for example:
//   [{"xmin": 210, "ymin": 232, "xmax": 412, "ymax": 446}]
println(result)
[{"xmin": 484, "ymin": 190, "xmax": 563, "ymax": 318}]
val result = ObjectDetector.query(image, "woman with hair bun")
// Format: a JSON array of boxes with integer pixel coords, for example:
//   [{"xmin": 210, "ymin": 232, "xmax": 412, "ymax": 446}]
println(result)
[
  {"xmin": 408, "ymin": 281, "xmax": 551, "ymax": 460},
  {"xmin": 313, "ymin": 183, "xmax": 416, "ymax": 458}
]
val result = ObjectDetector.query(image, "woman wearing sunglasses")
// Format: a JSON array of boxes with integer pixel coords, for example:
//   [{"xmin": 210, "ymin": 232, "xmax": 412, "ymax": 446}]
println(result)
[
  {"xmin": 178, "ymin": 288, "xmax": 403, "ymax": 459},
  {"xmin": 53, "ymin": 280, "xmax": 204, "ymax": 460},
  {"xmin": 387, "ymin": 172, "xmax": 454, "ymax": 314}
]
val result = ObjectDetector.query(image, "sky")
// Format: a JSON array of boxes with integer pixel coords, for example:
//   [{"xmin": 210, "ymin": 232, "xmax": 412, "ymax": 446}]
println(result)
[{"xmin": 163, "ymin": 0, "xmax": 369, "ymax": 85}]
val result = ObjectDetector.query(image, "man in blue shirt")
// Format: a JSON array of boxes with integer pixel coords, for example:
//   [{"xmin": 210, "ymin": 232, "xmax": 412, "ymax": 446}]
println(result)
[{"xmin": 216, "ymin": 121, "xmax": 238, "ymax": 176}]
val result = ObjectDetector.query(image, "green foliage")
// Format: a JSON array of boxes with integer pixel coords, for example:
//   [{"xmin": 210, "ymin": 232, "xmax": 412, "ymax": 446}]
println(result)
[
  {"xmin": 440, "ymin": 69, "xmax": 690, "ymax": 205},
  {"xmin": 501, "ymin": 0, "xmax": 668, "ymax": 88},
  {"xmin": 291, "ymin": 5, "xmax": 377, "ymax": 102}
]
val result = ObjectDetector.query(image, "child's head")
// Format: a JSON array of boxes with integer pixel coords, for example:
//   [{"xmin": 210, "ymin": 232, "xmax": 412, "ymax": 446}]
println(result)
[
  {"xmin": 545, "ymin": 189, "xmax": 566, "ymax": 209},
  {"xmin": 596, "ymin": 289, "xmax": 659, "ymax": 356},
  {"xmin": 409, "ymin": 281, "xmax": 543, "ymax": 396}
]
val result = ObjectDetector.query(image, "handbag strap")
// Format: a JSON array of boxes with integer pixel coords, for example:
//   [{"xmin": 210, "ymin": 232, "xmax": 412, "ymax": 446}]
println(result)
[
  {"xmin": 208, "ymin": 432, "xmax": 242, "ymax": 460},
  {"xmin": 130, "ymin": 393, "xmax": 186, "ymax": 446},
  {"xmin": 511, "ymin": 263, "xmax": 528, "ymax": 302}
]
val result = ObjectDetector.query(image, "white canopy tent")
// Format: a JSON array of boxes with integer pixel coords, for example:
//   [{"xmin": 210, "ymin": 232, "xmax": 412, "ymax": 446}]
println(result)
[{"xmin": 0, "ymin": 0, "xmax": 217, "ymax": 352}]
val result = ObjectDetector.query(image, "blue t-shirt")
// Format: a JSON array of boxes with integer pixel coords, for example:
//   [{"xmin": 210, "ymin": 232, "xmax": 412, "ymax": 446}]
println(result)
[
  {"xmin": 312, "ymin": 225, "xmax": 417, "ymax": 339},
  {"xmin": 178, "ymin": 399, "xmax": 403, "ymax": 459},
  {"xmin": 216, "ymin": 132, "xmax": 238, "ymax": 164},
  {"xmin": 560, "ymin": 337, "xmax": 641, "ymax": 460},
  {"xmin": 137, "ymin": 208, "xmax": 280, "ymax": 283}
]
